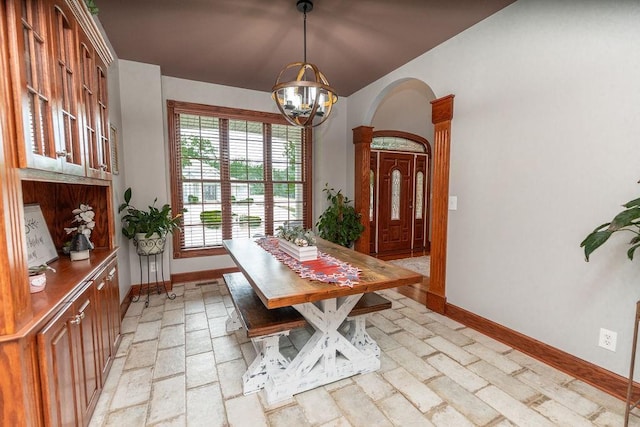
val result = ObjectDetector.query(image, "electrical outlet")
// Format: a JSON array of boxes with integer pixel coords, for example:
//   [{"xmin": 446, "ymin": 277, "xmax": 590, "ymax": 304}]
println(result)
[
  {"xmin": 598, "ymin": 328, "xmax": 617, "ymax": 352},
  {"xmin": 448, "ymin": 196, "xmax": 458, "ymax": 210},
  {"xmin": 149, "ymin": 261, "xmax": 156, "ymax": 273}
]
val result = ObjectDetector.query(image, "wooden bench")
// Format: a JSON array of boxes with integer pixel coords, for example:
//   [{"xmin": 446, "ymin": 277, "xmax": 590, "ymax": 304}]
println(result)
[
  {"xmin": 223, "ymin": 272, "xmax": 391, "ymax": 338},
  {"xmin": 224, "ymin": 272, "xmax": 307, "ymax": 338}
]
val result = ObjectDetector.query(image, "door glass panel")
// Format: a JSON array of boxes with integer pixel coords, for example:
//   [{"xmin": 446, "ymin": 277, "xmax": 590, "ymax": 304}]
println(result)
[
  {"xmin": 372, "ymin": 137, "xmax": 426, "ymax": 153},
  {"xmin": 416, "ymin": 171, "xmax": 424, "ymax": 219},
  {"xmin": 391, "ymin": 169, "xmax": 401, "ymax": 220},
  {"xmin": 369, "ymin": 170, "xmax": 374, "ymax": 221}
]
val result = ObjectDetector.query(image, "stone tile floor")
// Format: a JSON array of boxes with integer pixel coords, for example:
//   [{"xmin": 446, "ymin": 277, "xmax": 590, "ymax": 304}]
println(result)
[{"xmin": 89, "ymin": 279, "xmax": 640, "ymax": 426}]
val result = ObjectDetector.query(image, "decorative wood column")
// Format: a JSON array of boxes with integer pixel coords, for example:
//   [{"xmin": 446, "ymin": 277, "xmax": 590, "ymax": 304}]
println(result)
[
  {"xmin": 352, "ymin": 126, "xmax": 374, "ymax": 254},
  {"xmin": 427, "ymin": 94, "xmax": 454, "ymax": 314},
  {"xmin": 0, "ymin": 2, "xmax": 38, "ymax": 423}
]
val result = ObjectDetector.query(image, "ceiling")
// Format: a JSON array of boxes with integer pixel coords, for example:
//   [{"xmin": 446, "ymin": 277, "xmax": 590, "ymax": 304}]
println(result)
[{"xmin": 95, "ymin": 0, "xmax": 516, "ymax": 97}]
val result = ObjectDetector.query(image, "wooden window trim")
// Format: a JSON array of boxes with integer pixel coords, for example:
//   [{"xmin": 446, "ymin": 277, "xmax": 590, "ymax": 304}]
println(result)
[{"xmin": 167, "ymin": 100, "xmax": 313, "ymax": 259}]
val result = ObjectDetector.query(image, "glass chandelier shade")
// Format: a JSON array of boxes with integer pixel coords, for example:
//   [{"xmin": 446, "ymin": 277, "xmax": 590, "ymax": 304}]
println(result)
[{"xmin": 272, "ymin": 0, "xmax": 338, "ymax": 127}]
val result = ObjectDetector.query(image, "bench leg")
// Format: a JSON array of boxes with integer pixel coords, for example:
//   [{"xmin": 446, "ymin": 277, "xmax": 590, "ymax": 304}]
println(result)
[
  {"xmin": 243, "ymin": 332, "xmax": 290, "ymax": 395},
  {"xmin": 226, "ymin": 309, "xmax": 242, "ymax": 333},
  {"xmin": 344, "ymin": 315, "xmax": 381, "ymax": 358}
]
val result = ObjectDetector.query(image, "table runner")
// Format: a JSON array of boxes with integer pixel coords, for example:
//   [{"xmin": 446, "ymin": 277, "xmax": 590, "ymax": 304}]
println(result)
[{"xmin": 256, "ymin": 237, "xmax": 360, "ymax": 287}]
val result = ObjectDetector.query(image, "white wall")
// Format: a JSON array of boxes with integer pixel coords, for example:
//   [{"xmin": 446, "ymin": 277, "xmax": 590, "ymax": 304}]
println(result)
[
  {"xmin": 118, "ymin": 60, "xmax": 172, "ymax": 285},
  {"xmin": 371, "ymin": 79, "xmax": 435, "ymax": 141},
  {"xmin": 348, "ymin": 0, "xmax": 640, "ymax": 376},
  {"xmin": 106, "ymin": 59, "xmax": 132, "ymax": 302}
]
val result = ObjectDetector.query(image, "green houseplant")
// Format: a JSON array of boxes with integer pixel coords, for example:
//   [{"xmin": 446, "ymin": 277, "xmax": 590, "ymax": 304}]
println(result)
[
  {"xmin": 118, "ymin": 188, "xmax": 182, "ymax": 255},
  {"xmin": 316, "ymin": 185, "xmax": 365, "ymax": 247},
  {"xmin": 580, "ymin": 193, "xmax": 640, "ymax": 261}
]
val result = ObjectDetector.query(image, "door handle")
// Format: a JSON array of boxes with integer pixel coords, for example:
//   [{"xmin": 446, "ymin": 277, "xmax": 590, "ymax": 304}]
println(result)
[{"xmin": 69, "ymin": 311, "xmax": 85, "ymax": 325}]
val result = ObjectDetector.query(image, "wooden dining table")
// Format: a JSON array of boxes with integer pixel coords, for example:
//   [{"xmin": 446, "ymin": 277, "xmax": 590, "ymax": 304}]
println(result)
[{"xmin": 222, "ymin": 237, "xmax": 423, "ymax": 404}]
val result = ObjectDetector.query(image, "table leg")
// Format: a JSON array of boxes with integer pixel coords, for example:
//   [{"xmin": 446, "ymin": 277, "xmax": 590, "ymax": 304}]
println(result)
[
  {"xmin": 243, "ymin": 332, "xmax": 291, "ymax": 395},
  {"xmin": 344, "ymin": 315, "xmax": 381, "ymax": 358},
  {"xmin": 262, "ymin": 294, "xmax": 380, "ymax": 405}
]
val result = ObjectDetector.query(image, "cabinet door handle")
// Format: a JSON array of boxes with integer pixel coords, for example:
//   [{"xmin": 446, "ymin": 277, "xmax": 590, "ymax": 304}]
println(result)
[
  {"xmin": 69, "ymin": 311, "xmax": 85, "ymax": 325},
  {"xmin": 97, "ymin": 281, "xmax": 106, "ymax": 291},
  {"xmin": 55, "ymin": 150, "xmax": 67, "ymax": 158},
  {"xmin": 99, "ymin": 163, "xmax": 108, "ymax": 171}
]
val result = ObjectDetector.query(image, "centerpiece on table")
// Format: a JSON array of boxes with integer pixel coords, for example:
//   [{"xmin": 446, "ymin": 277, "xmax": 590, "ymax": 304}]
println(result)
[{"xmin": 276, "ymin": 223, "xmax": 317, "ymax": 261}]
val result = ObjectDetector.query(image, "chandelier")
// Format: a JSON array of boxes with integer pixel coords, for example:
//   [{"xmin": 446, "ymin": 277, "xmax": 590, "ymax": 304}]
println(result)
[{"xmin": 272, "ymin": 0, "xmax": 338, "ymax": 128}]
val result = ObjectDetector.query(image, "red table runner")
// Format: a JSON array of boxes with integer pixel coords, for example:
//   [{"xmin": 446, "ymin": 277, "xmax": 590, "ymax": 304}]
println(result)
[{"xmin": 256, "ymin": 237, "xmax": 360, "ymax": 287}]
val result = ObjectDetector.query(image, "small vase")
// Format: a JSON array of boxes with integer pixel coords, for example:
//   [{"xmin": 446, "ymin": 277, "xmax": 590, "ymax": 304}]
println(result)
[
  {"xmin": 70, "ymin": 249, "xmax": 90, "ymax": 261},
  {"xmin": 29, "ymin": 272, "xmax": 47, "ymax": 293},
  {"xmin": 70, "ymin": 233, "xmax": 92, "ymax": 261}
]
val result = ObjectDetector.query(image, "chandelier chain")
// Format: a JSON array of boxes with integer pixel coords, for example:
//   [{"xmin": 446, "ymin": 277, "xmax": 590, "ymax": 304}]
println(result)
[{"xmin": 303, "ymin": 7, "xmax": 307, "ymax": 63}]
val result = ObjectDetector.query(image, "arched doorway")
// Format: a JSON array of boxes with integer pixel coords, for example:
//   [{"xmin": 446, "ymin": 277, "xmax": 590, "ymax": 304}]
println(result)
[
  {"xmin": 353, "ymin": 94, "xmax": 454, "ymax": 314},
  {"xmin": 369, "ymin": 131, "xmax": 431, "ymax": 256}
]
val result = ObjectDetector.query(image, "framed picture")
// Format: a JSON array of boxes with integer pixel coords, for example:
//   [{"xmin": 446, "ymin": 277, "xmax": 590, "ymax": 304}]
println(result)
[
  {"xmin": 23, "ymin": 204, "xmax": 58, "ymax": 268},
  {"xmin": 110, "ymin": 124, "xmax": 119, "ymax": 175}
]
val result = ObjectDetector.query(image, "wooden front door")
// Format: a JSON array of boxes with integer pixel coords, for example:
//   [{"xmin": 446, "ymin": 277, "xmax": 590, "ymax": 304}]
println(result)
[
  {"xmin": 368, "ymin": 131, "xmax": 431, "ymax": 256},
  {"xmin": 377, "ymin": 153, "xmax": 414, "ymax": 253}
]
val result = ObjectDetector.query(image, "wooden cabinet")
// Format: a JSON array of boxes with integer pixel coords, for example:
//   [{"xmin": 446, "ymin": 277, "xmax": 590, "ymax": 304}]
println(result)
[
  {"xmin": 0, "ymin": 1, "xmax": 120, "ymax": 425},
  {"xmin": 106, "ymin": 261, "xmax": 122, "ymax": 362},
  {"xmin": 37, "ymin": 282, "xmax": 101, "ymax": 427},
  {"xmin": 6, "ymin": 0, "xmax": 113, "ymax": 178},
  {"xmin": 37, "ymin": 302, "xmax": 77, "ymax": 426},
  {"xmin": 96, "ymin": 257, "xmax": 121, "ymax": 386},
  {"xmin": 38, "ymin": 255, "xmax": 120, "ymax": 427}
]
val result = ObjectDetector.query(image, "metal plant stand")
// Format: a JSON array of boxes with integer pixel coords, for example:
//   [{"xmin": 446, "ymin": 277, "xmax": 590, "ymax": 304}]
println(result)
[
  {"xmin": 132, "ymin": 251, "xmax": 176, "ymax": 308},
  {"xmin": 625, "ymin": 300, "xmax": 640, "ymax": 426}
]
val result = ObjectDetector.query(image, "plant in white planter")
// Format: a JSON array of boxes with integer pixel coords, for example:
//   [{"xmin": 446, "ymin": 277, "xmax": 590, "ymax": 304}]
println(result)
[
  {"xmin": 276, "ymin": 223, "xmax": 317, "ymax": 261},
  {"xmin": 28, "ymin": 264, "xmax": 56, "ymax": 293},
  {"xmin": 118, "ymin": 188, "xmax": 182, "ymax": 255},
  {"xmin": 276, "ymin": 223, "xmax": 316, "ymax": 247},
  {"xmin": 64, "ymin": 203, "xmax": 95, "ymax": 260}
]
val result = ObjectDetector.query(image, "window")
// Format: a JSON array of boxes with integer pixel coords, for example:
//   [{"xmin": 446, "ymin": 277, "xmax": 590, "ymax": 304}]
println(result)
[
  {"xmin": 371, "ymin": 136, "xmax": 426, "ymax": 153},
  {"xmin": 415, "ymin": 171, "xmax": 424, "ymax": 220},
  {"xmin": 168, "ymin": 101, "xmax": 312, "ymax": 257},
  {"xmin": 391, "ymin": 169, "xmax": 401, "ymax": 220}
]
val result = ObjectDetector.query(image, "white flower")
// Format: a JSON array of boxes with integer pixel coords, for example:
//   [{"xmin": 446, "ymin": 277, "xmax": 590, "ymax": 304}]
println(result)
[{"xmin": 67, "ymin": 203, "xmax": 95, "ymax": 239}]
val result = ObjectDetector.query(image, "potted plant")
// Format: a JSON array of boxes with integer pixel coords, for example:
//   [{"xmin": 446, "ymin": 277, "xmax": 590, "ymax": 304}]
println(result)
[
  {"xmin": 64, "ymin": 203, "xmax": 96, "ymax": 261},
  {"xmin": 316, "ymin": 184, "xmax": 365, "ymax": 248},
  {"xmin": 28, "ymin": 264, "xmax": 56, "ymax": 293},
  {"xmin": 118, "ymin": 187, "xmax": 182, "ymax": 255}
]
